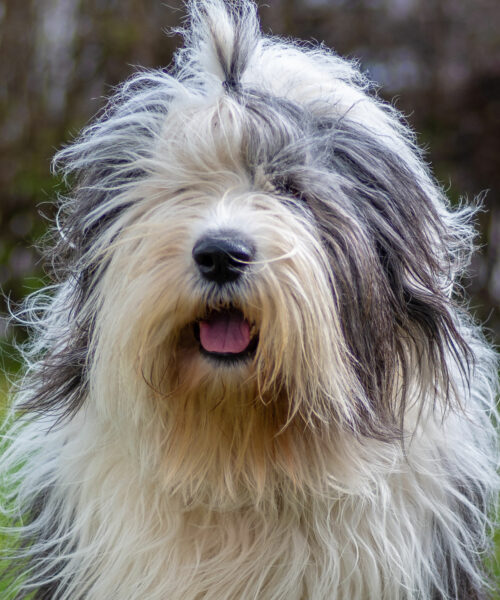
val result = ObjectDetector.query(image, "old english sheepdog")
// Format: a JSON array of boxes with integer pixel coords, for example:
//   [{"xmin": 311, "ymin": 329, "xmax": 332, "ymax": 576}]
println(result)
[{"xmin": 1, "ymin": 1, "xmax": 498, "ymax": 598}]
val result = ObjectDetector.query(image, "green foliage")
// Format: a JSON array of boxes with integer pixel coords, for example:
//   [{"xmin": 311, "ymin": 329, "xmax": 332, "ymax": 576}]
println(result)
[
  {"xmin": 492, "ymin": 528, "xmax": 500, "ymax": 599},
  {"xmin": 0, "ymin": 377, "xmax": 13, "ymax": 595}
]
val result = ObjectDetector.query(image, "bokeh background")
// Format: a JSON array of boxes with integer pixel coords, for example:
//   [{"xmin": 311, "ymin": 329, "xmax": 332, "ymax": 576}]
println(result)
[
  {"xmin": 0, "ymin": 0, "xmax": 499, "ymax": 593},
  {"xmin": 1, "ymin": 0, "xmax": 499, "ymax": 371}
]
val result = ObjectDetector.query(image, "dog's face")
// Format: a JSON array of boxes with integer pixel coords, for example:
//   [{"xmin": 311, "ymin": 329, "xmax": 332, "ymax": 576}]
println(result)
[
  {"xmin": 32, "ymin": 2, "xmax": 472, "ymax": 503},
  {"xmin": 79, "ymin": 99, "xmax": 360, "ymax": 500}
]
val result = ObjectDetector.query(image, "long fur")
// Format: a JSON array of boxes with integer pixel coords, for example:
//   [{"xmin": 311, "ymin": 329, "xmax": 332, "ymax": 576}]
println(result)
[{"xmin": 1, "ymin": 1, "xmax": 498, "ymax": 598}]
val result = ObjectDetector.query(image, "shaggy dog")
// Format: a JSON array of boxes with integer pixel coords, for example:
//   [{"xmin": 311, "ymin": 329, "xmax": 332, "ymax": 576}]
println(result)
[{"xmin": 1, "ymin": 1, "xmax": 498, "ymax": 598}]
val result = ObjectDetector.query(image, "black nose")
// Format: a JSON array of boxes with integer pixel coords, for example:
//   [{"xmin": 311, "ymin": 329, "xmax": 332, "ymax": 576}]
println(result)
[{"xmin": 192, "ymin": 232, "xmax": 255, "ymax": 284}]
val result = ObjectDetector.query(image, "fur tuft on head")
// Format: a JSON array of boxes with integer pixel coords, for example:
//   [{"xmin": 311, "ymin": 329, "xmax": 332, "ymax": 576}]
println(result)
[{"xmin": 177, "ymin": 0, "xmax": 260, "ymax": 90}]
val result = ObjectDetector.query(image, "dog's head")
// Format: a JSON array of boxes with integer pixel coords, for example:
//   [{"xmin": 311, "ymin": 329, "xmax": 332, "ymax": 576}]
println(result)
[{"xmin": 28, "ymin": 0, "xmax": 475, "ymax": 500}]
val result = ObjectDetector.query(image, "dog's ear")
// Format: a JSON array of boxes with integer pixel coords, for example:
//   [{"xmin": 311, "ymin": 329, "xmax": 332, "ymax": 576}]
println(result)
[
  {"xmin": 24, "ymin": 70, "xmax": 177, "ymax": 421},
  {"xmin": 51, "ymin": 76, "xmax": 173, "ymax": 278},
  {"xmin": 333, "ymin": 119, "xmax": 476, "ymax": 435},
  {"xmin": 276, "ymin": 116, "xmax": 475, "ymax": 437}
]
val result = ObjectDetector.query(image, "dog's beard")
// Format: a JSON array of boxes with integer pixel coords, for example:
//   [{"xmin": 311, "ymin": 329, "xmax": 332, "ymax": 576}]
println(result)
[{"xmin": 83, "ymin": 187, "xmax": 367, "ymax": 506}]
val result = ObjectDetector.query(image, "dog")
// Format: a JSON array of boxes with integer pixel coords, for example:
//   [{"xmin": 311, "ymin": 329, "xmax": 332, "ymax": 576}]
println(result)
[{"xmin": 1, "ymin": 1, "xmax": 498, "ymax": 598}]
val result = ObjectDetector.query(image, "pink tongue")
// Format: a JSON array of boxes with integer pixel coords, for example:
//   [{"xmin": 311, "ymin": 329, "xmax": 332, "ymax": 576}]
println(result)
[{"xmin": 199, "ymin": 312, "xmax": 251, "ymax": 354}]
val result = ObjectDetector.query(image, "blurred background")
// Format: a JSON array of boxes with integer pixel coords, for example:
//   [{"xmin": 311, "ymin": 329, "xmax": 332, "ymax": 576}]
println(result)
[{"xmin": 0, "ymin": 0, "xmax": 499, "ymax": 372}]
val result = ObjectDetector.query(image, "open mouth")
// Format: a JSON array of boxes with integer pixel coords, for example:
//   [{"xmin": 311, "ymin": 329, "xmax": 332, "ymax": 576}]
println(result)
[{"xmin": 194, "ymin": 308, "xmax": 258, "ymax": 363}]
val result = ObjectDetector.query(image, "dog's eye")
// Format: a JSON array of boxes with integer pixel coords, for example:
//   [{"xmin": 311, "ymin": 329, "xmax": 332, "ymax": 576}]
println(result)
[{"xmin": 275, "ymin": 179, "xmax": 306, "ymax": 203}]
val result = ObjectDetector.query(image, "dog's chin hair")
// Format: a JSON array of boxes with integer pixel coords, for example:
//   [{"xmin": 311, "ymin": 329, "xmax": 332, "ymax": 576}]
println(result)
[
  {"xmin": 3, "ymin": 396, "xmax": 496, "ymax": 600},
  {"xmin": 1, "ymin": 0, "xmax": 498, "ymax": 599}
]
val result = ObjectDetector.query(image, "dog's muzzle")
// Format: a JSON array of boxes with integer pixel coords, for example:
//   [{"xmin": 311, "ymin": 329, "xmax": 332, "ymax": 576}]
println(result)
[{"xmin": 192, "ymin": 231, "xmax": 258, "ymax": 362}]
